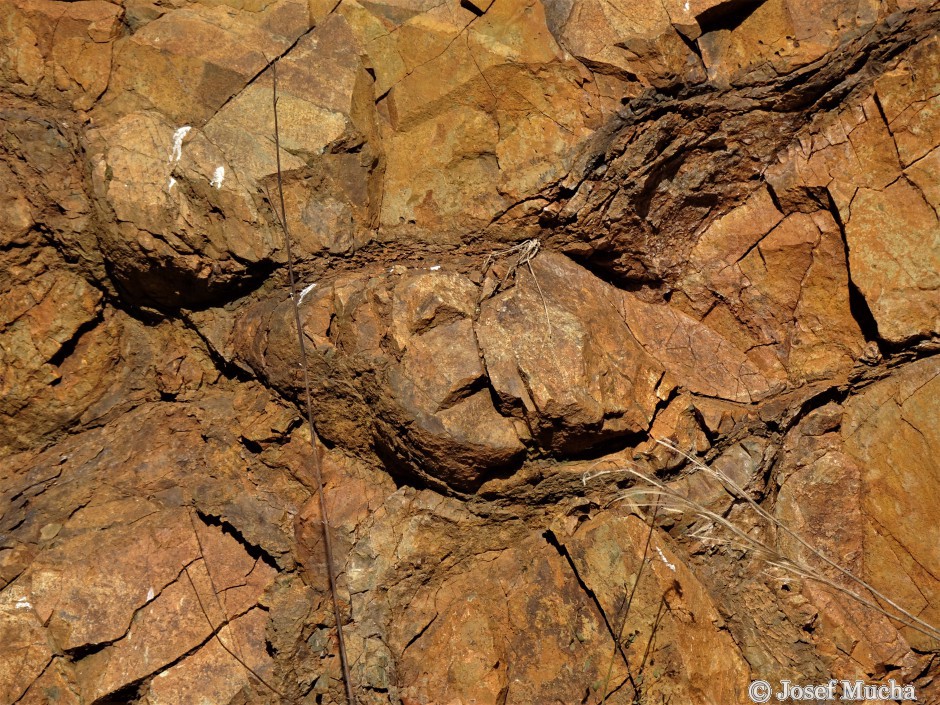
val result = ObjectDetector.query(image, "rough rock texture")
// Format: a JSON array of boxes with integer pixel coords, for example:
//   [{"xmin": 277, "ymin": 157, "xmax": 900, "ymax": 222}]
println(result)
[{"xmin": 1, "ymin": 0, "xmax": 939, "ymax": 703}]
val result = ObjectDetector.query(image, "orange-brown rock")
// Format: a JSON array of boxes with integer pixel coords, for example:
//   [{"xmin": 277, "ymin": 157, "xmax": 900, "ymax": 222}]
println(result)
[
  {"xmin": 100, "ymin": 0, "xmax": 310, "ymax": 125},
  {"xmin": 555, "ymin": 513, "xmax": 752, "ymax": 703},
  {"xmin": 2, "ymin": 0, "xmax": 940, "ymax": 703},
  {"xmin": 393, "ymin": 536, "xmax": 620, "ymax": 704},
  {"xmin": 0, "ymin": 0, "xmax": 124, "ymax": 111},
  {"xmin": 773, "ymin": 359, "xmax": 940, "ymax": 681},
  {"xmin": 477, "ymin": 251, "xmax": 667, "ymax": 452},
  {"xmin": 553, "ymin": 0, "xmax": 706, "ymax": 87}
]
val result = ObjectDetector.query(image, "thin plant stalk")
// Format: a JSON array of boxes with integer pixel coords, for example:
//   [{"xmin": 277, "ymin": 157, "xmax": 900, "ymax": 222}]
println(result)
[
  {"xmin": 185, "ymin": 509, "xmax": 286, "ymax": 699},
  {"xmin": 480, "ymin": 238, "xmax": 551, "ymax": 335},
  {"xmin": 585, "ymin": 449, "xmax": 940, "ymax": 644},
  {"xmin": 655, "ymin": 439, "xmax": 940, "ymax": 643},
  {"xmin": 599, "ymin": 498, "xmax": 661, "ymax": 704},
  {"xmin": 272, "ymin": 60, "xmax": 357, "ymax": 705}
]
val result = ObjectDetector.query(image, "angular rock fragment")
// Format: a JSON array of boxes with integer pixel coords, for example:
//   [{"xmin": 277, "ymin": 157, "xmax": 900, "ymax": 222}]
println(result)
[
  {"xmin": 0, "ymin": 0, "xmax": 124, "ymax": 110},
  {"xmin": 86, "ymin": 112, "xmax": 279, "ymax": 307},
  {"xmin": 556, "ymin": 513, "xmax": 752, "ymax": 703},
  {"xmin": 477, "ymin": 251, "xmax": 666, "ymax": 451},
  {"xmin": 366, "ymin": 0, "xmax": 607, "ymax": 233},
  {"xmin": 845, "ymin": 180, "xmax": 939, "ymax": 343},
  {"xmin": 0, "ymin": 259, "xmax": 103, "ymax": 449},
  {"xmin": 698, "ymin": 0, "xmax": 880, "ymax": 85},
  {"xmin": 140, "ymin": 608, "xmax": 274, "ymax": 705},
  {"xmin": 100, "ymin": 0, "xmax": 309, "ymax": 125},
  {"xmin": 551, "ymin": 0, "xmax": 706, "ymax": 87},
  {"xmin": 840, "ymin": 357, "xmax": 940, "ymax": 650},
  {"xmin": 0, "ymin": 585, "xmax": 54, "ymax": 705},
  {"xmin": 393, "ymin": 535, "xmax": 622, "ymax": 704}
]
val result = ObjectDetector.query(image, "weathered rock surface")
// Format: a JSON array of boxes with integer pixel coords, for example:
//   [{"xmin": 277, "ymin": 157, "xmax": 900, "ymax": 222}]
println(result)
[
  {"xmin": 1, "ymin": 0, "xmax": 939, "ymax": 703},
  {"xmin": 772, "ymin": 358, "xmax": 940, "ymax": 675}
]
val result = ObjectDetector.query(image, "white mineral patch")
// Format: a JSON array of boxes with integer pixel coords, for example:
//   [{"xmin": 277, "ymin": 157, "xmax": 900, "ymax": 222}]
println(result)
[
  {"xmin": 170, "ymin": 126, "xmax": 190, "ymax": 163},
  {"xmin": 210, "ymin": 166, "xmax": 225, "ymax": 189},
  {"xmin": 655, "ymin": 546, "xmax": 676, "ymax": 572},
  {"xmin": 298, "ymin": 282, "xmax": 317, "ymax": 304}
]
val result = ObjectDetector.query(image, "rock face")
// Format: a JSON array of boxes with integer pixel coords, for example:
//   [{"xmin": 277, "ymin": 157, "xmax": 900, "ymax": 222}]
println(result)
[{"xmin": 1, "ymin": 0, "xmax": 939, "ymax": 704}]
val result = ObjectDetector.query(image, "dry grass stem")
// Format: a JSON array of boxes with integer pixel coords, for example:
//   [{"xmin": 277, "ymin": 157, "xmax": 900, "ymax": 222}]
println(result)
[
  {"xmin": 271, "ymin": 60, "xmax": 357, "ymax": 705},
  {"xmin": 481, "ymin": 238, "xmax": 552, "ymax": 335},
  {"xmin": 582, "ymin": 441, "xmax": 940, "ymax": 644}
]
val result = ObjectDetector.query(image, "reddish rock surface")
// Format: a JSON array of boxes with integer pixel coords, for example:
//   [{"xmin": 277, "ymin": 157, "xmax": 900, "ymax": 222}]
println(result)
[{"xmin": 1, "ymin": 0, "xmax": 939, "ymax": 703}]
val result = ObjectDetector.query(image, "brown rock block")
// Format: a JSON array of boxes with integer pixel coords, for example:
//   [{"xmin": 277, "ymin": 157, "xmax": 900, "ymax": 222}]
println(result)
[
  {"xmin": 86, "ymin": 111, "xmax": 280, "ymax": 307},
  {"xmin": 0, "ymin": 260, "xmax": 103, "ymax": 451},
  {"xmin": 768, "ymin": 95, "xmax": 901, "ymax": 219},
  {"xmin": 874, "ymin": 35, "xmax": 940, "ymax": 167},
  {"xmin": 841, "ymin": 357, "xmax": 940, "ymax": 651},
  {"xmin": 769, "ymin": 360, "xmax": 940, "ymax": 672},
  {"xmin": 101, "ymin": 0, "xmax": 309, "ymax": 124},
  {"xmin": 337, "ymin": 0, "xmax": 449, "ymax": 100},
  {"xmin": 234, "ymin": 250, "xmax": 814, "ymax": 487},
  {"xmin": 905, "ymin": 145, "xmax": 940, "ymax": 216},
  {"xmin": 621, "ymin": 294, "xmax": 777, "ymax": 402},
  {"xmin": 698, "ymin": 0, "xmax": 880, "ymax": 85},
  {"xmin": 557, "ymin": 513, "xmax": 751, "ymax": 703},
  {"xmin": 687, "ymin": 186, "xmax": 784, "ymax": 288},
  {"xmin": 1, "ymin": 387, "xmax": 303, "ymax": 584},
  {"xmin": 74, "ymin": 567, "xmax": 217, "ymax": 702},
  {"xmin": 554, "ymin": 0, "xmax": 705, "ymax": 87},
  {"xmin": 691, "ymin": 396, "xmax": 758, "ymax": 436},
  {"xmin": 762, "ymin": 39, "xmax": 940, "ymax": 345},
  {"xmin": 0, "ymin": 106, "xmax": 96, "ymax": 274},
  {"xmin": 379, "ymin": 2, "xmax": 492, "ymax": 132},
  {"xmin": 0, "ymin": 585, "xmax": 54, "ymax": 705},
  {"xmin": 0, "ymin": 254, "xmax": 221, "ymax": 452},
  {"xmin": 0, "ymin": 385, "xmax": 318, "ymax": 698},
  {"xmin": 477, "ymin": 251, "xmax": 665, "ymax": 452},
  {"xmin": 845, "ymin": 179, "xmax": 939, "ymax": 343},
  {"xmin": 20, "ymin": 506, "xmax": 277, "ymax": 701},
  {"xmin": 368, "ymin": 270, "xmax": 526, "ymax": 488},
  {"xmin": 27, "ymin": 509, "xmax": 202, "ymax": 652},
  {"xmin": 680, "ymin": 190, "xmax": 864, "ymax": 384},
  {"xmin": 277, "ymin": 157, "xmax": 380, "ymax": 257},
  {"xmin": 194, "ymin": 518, "xmax": 279, "ymax": 617},
  {"xmin": 394, "ymin": 536, "xmax": 622, "ymax": 704},
  {"xmin": 371, "ymin": 0, "xmax": 604, "ymax": 234},
  {"xmin": 0, "ymin": 161, "xmax": 34, "ymax": 247},
  {"xmin": 389, "ymin": 270, "xmax": 479, "ymax": 350},
  {"xmin": 0, "ymin": 0, "xmax": 123, "ymax": 110},
  {"xmin": 386, "ymin": 317, "xmax": 525, "ymax": 488},
  {"xmin": 294, "ymin": 448, "xmax": 397, "ymax": 594},
  {"xmin": 140, "ymin": 608, "xmax": 274, "ymax": 705},
  {"xmin": 785, "ymin": 212, "xmax": 866, "ymax": 381},
  {"xmin": 203, "ymin": 12, "xmax": 376, "ymax": 184},
  {"xmin": 235, "ymin": 268, "xmax": 524, "ymax": 489},
  {"xmin": 490, "ymin": 63, "xmax": 600, "ymax": 200},
  {"xmin": 380, "ymin": 106, "xmax": 506, "ymax": 230},
  {"xmin": 644, "ymin": 394, "xmax": 712, "ymax": 468},
  {"xmin": 737, "ymin": 211, "xmax": 864, "ymax": 382},
  {"xmin": 387, "ymin": 272, "xmax": 524, "ymax": 484},
  {"xmin": 15, "ymin": 657, "xmax": 81, "ymax": 705}
]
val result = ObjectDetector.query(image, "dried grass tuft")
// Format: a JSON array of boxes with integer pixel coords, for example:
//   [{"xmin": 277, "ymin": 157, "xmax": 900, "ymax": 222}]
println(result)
[
  {"xmin": 583, "ymin": 439, "xmax": 940, "ymax": 644},
  {"xmin": 479, "ymin": 238, "xmax": 552, "ymax": 336}
]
